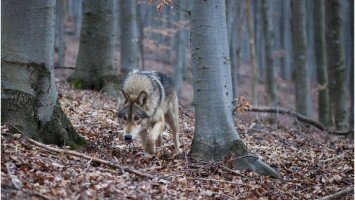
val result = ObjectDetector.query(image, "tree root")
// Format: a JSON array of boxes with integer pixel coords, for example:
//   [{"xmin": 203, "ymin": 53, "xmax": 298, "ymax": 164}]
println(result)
[
  {"xmin": 317, "ymin": 187, "xmax": 353, "ymax": 200},
  {"xmin": 247, "ymin": 106, "xmax": 353, "ymax": 135},
  {"xmin": 7, "ymin": 127, "xmax": 155, "ymax": 179}
]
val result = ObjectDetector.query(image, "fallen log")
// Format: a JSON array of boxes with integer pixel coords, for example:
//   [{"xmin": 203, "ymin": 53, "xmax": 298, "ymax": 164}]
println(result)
[{"xmin": 246, "ymin": 106, "xmax": 353, "ymax": 135}]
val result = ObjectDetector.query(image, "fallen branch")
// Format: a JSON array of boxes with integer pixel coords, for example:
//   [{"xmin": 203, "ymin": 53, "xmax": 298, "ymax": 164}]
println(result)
[
  {"xmin": 54, "ymin": 66, "xmax": 74, "ymax": 70},
  {"xmin": 247, "ymin": 106, "xmax": 353, "ymax": 135},
  {"xmin": 26, "ymin": 136, "xmax": 154, "ymax": 179},
  {"xmin": 187, "ymin": 177, "xmax": 247, "ymax": 186},
  {"xmin": 318, "ymin": 187, "xmax": 353, "ymax": 200},
  {"xmin": 7, "ymin": 127, "xmax": 155, "ymax": 179}
]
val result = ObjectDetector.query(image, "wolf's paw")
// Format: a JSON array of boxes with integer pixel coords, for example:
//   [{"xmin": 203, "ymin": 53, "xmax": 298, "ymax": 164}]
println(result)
[
  {"xmin": 174, "ymin": 148, "xmax": 182, "ymax": 155},
  {"xmin": 144, "ymin": 152, "xmax": 154, "ymax": 158}
]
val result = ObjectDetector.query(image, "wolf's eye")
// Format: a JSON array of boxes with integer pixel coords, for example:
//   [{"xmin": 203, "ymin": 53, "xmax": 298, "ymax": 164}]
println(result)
[
  {"xmin": 122, "ymin": 115, "xmax": 128, "ymax": 121},
  {"xmin": 134, "ymin": 116, "xmax": 140, "ymax": 121}
]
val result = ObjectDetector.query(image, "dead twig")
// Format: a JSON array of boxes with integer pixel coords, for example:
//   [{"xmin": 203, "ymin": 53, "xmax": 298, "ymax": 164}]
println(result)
[
  {"xmin": 187, "ymin": 177, "xmax": 247, "ymax": 186},
  {"xmin": 246, "ymin": 106, "xmax": 353, "ymax": 135},
  {"xmin": 317, "ymin": 187, "xmax": 353, "ymax": 200},
  {"xmin": 8, "ymin": 127, "xmax": 155, "ymax": 179}
]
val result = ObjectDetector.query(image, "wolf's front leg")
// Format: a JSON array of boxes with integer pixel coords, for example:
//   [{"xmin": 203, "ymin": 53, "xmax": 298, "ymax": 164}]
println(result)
[{"xmin": 145, "ymin": 121, "xmax": 164, "ymax": 156}]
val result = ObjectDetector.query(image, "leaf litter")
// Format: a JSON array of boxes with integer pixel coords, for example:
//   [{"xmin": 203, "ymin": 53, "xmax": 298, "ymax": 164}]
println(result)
[{"xmin": 1, "ymin": 83, "xmax": 353, "ymax": 199}]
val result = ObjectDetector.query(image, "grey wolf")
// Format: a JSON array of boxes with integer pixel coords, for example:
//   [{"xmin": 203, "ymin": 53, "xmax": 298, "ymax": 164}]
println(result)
[{"xmin": 117, "ymin": 70, "xmax": 181, "ymax": 157}]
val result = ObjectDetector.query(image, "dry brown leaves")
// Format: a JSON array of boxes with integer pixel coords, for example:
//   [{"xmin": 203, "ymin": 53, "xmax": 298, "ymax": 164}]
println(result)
[{"xmin": 1, "ymin": 83, "xmax": 353, "ymax": 199}]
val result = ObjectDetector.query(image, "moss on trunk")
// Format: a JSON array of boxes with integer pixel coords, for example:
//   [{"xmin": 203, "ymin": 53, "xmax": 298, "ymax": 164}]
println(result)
[{"xmin": 2, "ymin": 90, "xmax": 87, "ymax": 149}]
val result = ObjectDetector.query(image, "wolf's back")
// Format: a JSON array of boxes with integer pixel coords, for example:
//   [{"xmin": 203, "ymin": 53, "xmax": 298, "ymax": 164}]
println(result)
[{"xmin": 123, "ymin": 70, "xmax": 175, "ymax": 115}]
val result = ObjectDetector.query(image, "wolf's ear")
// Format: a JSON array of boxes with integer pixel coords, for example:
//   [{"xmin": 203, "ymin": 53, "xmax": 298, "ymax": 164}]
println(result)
[
  {"xmin": 121, "ymin": 89, "xmax": 128, "ymax": 100},
  {"xmin": 138, "ymin": 91, "xmax": 147, "ymax": 106}
]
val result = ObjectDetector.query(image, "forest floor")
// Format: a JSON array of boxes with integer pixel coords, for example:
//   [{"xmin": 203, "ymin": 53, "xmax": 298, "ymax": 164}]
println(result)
[{"xmin": 1, "ymin": 83, "xmax": 354, "ymax": 199}]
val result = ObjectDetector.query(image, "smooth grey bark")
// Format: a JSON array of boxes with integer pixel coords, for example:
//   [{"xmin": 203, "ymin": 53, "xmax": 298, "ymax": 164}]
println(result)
[
  {"xmin": 261, "ymin": 0, "xmax": 277, "ymax": 105},
  {"xmin": 137, "ymin": 0, "xmax": 145, "ymax": 69},
  {"xmin": 325, "ymin": 0, "xmax": 348, "ymax": 131},
  {"xmin": 55, "ymin": 0, "xmax": 65, "ymax": 68},
  {"xmin": 226, "ymin": 0, "xmax": 238, "ymax": 98},
  {"xmin": 1, "ymin": 0, "xmax": 86, "ymax": 148},
  {"xmin": 174, "ymin": 0, "xmax": 187, "ymax": 97},
  {"xmin": 246, "ymin": 0, "xmax": 258, "ymax": 105},
  {"xmin": 69, "ymin": 0, "xmax": 117, "ymax": 95},
  {"xmin": 313, "ymin": 0, "xmax": 331, "ymax": 127},
  {"xmin": 306, "ymin": 0, "xmax": 316, "ymax": 80},
  {"xmin": 254, "ymin": 0, "xmax": 265, "ymax": 81},
  {"xmin": 291, "ymin": 0, "xmax": 311, "ymax": 117},
  {"xmin": 189, "ymin": 0, "xmax": 280, "ymax": 179},
  {"xmin": 119, "ymin": 0, "xmax": 141, "ymax": 82},
  {"xmin": 349, "ymin": 0, "xmax": 354, "ymax": 129},
  {"xmin": 280, "ymin": 0, "xmax": 292, "ymax": 80}
]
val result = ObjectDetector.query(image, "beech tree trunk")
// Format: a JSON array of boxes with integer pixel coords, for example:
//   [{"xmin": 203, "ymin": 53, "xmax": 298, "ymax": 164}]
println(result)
[
  {"xmin": 119, "ymin": 0, "xmax": 141, "ymax": 82},
  {"xmin": 55, "ymin": 0, "xmax": 65, "ymax": 68},
  {"xmin": 325, "ymin": 0, "xmax": 348, "ymax": 131},
  {"xmin": 291, "ymin": 0, "xmax": 311, "ymax": 117},
  {"xmin": 245, "ymin": 0, "xmax": 258, "ymax": 105},
  {"xmin": 349, "ymin": 0, "xmax": 354, "ymax": 130},
  {"xmin": 1, "ymin": 0, "xmax": 86, "ymax": 148},
  {"xmin": 174, "ymin": 0, "xmax": 187, "ymax": 97},
  {"xmin": 189, "ymin": 0, "xmax": 280, "ymax": 179},
  {"xmin": 313, "ymin": 0, "xmax": 331, "ymax": 127},
  {"xmin": 69, "ymin": 0, "xmax": 118, "ymax": 95},
  {"xmin": 261, "ymin": 0, "xmax": 277, "ymax": 105}
]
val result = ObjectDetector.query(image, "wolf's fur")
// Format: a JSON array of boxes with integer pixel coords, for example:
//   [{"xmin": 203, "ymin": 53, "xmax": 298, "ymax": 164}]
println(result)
[{"xmin": 117, "ymin": 70, "xmax": 181, "ymax": 156}]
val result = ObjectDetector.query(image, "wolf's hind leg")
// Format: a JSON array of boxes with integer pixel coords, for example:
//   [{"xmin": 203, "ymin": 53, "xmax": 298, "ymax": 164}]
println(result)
[{"xmin": 156, "ymin": 133, "xmax": 162, "ymax": 147}]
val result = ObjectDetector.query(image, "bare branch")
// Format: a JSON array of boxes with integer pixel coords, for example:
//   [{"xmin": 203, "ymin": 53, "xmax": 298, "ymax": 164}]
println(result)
[
  {"xmin": 246, "ymin": 106, "xmax": 353, "ymax": 135},
  {"xmin": 318, "ymin": 187, "xmax": 353, "ymax": 200}
]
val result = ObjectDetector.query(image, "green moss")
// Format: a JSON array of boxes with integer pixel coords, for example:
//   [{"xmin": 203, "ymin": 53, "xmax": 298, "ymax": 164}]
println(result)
[{"xmin": 71, "ymin": 79, "xmax": 83, "ymax": 89}]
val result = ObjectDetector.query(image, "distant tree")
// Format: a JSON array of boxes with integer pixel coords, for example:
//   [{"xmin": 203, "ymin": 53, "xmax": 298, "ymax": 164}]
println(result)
[
  {"xmin": 254, "ymin": 0, "xmax": 265, "ymax": 81},
  {"xmin": 245, "ymin": 0, "xmax": 258, "ymax": 105},
  {"xmin": 69, "ymin": 0, "xmax": 118, "ymax": 95},
  {"xmin": 233, "ymin": 0, "xmax": 244, "ymax": 97},
  {"xmin": 189, "ymin": 0, "xmax": 280, "ymax": 179},
  {"xmin": 325, "ymin": 0, "xmax": 347, "ymax": 131},
  {"xmin": 55, "ymin": 0, "xmax": 65, "ymax": 68},
  {"xmin": 280, "ymin": 0, "xmax": 292, "ymax": 80},
  {"xmin": 226, "ymin": 0, "xmax": 237, "ymax": 98},
  {"xmin": 291, "ymin": 0, "xmax": 311, "ymax": 117},
  {"xmin": 349, "ymin": 0, "xmax": 354, "ymax": 130},
  {"xmin": 313, "ymin": 0, "xmax": 331, "ymax": 127},
  {"xmin": 119, "ymin": 0, "xmax": 141, "ymax": 81},
  {"xmin": 261, "ymin": 0, "xmax": 277, "ymax": 105},
  {"xmin": 1, "ymin": 0, "xmax": 86, "ymax": 148},
  {"xmin": 174, "ymin": 0, "xmax": 187, "ymax": 97}
]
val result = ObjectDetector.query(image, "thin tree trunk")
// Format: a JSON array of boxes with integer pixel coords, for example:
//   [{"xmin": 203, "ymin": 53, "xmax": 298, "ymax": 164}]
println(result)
[
  {"xmin": 234, "ymin": 1, "xmax": 244, "ymax": 97},
  {"xmin": 280, "ymin": 0, "xmax": 292, "ymax": 80},
  {"xmin": 291, "ymin": 0, "xmax": 311, "ymax": 117},
  {"xmin": 119, "ymin": 0, "xmax": 141, "ymax": 82},
  {"xmin": 69, "ymin": 0, "xmax": 118, "ymax": 95},
  {"xmin": 174, "ymin": 0, "xmax": 186, "ymax": 97},
  {"xmin": 226, "ymin": 0, "xmax": 238, "ymax": 98},
  {"xmin": 325, "ymin": 0, "xmax": 348, "ymax": 131},
  {"xmin": 261, "ymin": 0, "xmax": 277, "ymax": 105},
  {"xmin": 2, "ymin": 0, "xmax": 86, "ymax": 148},
  {"xmin": 246, "ymin": 0, "xmax": 258, "ymax": 105},
  {"xmin": 313, "ymin": 0, "xmax": 331, "ymax": 127},
  {"xmin": 55, "ymin": 0, "xmax": 65, "ymax": 68},
  {"xmin": 189, "ymin": 0, "xmax": 280, "ymax": 179},
  {"xmin": 254, "ymin": 0, "xmax": 264, "ymax": 82},
  {"xmin": 349, "ymin": 0, "xmax": 354, "ymax": 130}
]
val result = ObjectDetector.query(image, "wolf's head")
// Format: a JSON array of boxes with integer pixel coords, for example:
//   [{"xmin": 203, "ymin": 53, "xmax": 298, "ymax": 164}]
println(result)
[{"xmin": 117, "ymin": 90, "xmax": 149, "ymax": 141}]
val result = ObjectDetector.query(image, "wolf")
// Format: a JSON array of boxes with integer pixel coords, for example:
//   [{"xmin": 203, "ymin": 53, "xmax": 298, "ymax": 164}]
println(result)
[{"xmin": 117, "ymin": 70, "xmax": 181, "ymax": 157}]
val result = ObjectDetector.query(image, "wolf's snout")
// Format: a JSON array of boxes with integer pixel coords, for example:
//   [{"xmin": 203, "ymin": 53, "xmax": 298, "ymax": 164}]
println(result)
[{"xmin": 124, "ymin": 135, "xmax": 132, "ymax": 141}]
